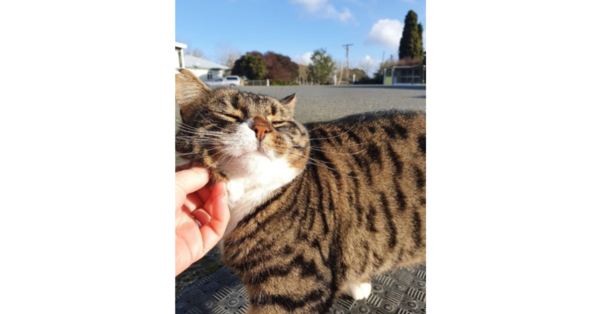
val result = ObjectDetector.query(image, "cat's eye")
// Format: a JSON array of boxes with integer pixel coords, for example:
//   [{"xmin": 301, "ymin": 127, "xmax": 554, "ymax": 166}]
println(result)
[
  {"xmin": 219, "ymin": 113, "xmax": 243, "ymax": 122},
  {"xmin": 271, "ymin": 121, "xmax": 289, "ymax": 127}
]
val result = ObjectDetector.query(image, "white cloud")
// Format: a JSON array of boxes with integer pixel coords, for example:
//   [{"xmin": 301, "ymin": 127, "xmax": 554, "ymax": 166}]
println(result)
[
  {"xmin": 291, "ymin": 0, "xmax": 327, "ymax": 12},
  {"xmin": 324, "ymin": 4, "xmax": 354, "ymax": 22},
  {"xmin": 293, "ymin": 52, "xmax": 313, "ymax": 65},
  {"xmin": 291, "ymin": 0, "xmax": 355, "ymax": 23},
  {"xmin": 365, "ymin": 19, "xmax": 404, "ymax": 49}
]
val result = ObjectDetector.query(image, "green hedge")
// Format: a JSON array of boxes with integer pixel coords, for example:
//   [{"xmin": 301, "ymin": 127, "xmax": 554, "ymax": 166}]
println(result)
[{"xmin": 269, "ymin": 81, "xmax": 299, "ymax": 86}]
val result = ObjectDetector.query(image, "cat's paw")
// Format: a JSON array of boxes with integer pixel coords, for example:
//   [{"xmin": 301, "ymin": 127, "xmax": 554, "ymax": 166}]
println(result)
[{"xmin": 345, "ymin": 282, "xmax": 372, "ymax": 300}]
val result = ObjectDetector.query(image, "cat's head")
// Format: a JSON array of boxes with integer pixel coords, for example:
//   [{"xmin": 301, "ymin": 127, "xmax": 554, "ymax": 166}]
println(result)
[{"xmin": 175, "ymin": 69, "xmax": 310, "ymax": 183}]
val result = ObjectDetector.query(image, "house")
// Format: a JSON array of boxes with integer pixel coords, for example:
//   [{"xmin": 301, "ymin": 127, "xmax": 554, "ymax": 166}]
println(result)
[
  {"xmin": 383, "ymin": 65, "xmax": 426, "ymax": 85},
  {"xmin": 183, "ymin": 55, "xmax": 230, "ymax": 82},
  {"xmin": 175, "ymin": 42, "xmax": 187, "ymax": 69}
]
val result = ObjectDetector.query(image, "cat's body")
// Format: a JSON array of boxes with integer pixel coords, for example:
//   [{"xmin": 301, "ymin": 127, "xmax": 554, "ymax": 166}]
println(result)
[{"xmin": 175, "ymin": 69, "xmax": 425, "ymax": 314}]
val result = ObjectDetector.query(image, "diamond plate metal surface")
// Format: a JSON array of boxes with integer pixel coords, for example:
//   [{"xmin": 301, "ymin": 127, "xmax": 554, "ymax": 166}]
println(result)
[{"xmin": 176, "ymin": 248, "xmax": 426, "ymax": 314}]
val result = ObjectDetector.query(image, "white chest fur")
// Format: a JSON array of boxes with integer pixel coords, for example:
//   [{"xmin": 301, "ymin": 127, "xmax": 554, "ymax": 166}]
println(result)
[{"xmin": 224, "ymin": 156, "xmax": 298, "ymax": 235}]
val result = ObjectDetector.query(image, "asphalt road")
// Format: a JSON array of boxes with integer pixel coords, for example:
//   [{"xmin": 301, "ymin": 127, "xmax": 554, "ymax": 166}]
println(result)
[{"xmin": 236, "ymin": 85, "xmax": 426, "ymax": 123}]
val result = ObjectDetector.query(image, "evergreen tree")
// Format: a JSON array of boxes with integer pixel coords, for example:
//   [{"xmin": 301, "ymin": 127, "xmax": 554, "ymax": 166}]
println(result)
[
  {"xmin": 308, "ymin": 48, "xmax": 335, "ymax": 84},
  {"xmin": 231, "ymin": 52, "xmax": 267, "ymax": 80},
  {"xmin": 398, "ymin": 10, "xmax": 424, "ymax": 63}
]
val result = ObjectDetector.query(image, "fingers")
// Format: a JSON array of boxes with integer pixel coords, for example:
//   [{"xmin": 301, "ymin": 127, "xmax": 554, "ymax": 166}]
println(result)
[
  {"xmin": 175, "ymin": 166, "xmax": 210, "ymax": 203},
  {"xmin": 197, "ymin": 185, "xmax": 212, "ymax": 204},
  {"xmin": 209, "ymin": 181, "xmax": 229, "ymax": 227},
  {"xmin": 183, "ymin": 190, "xmax": 202, "ymax": 213},
  {"xmin": 192, "ymin": 208, "xmax": 212, "ymax": 226},
  {"xmin": 200, "ymin": 181, "xmax": 230, "ymax": 253}
]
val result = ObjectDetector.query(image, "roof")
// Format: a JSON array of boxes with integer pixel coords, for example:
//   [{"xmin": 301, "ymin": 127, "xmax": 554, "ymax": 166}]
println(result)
[
  {"xmin": 184, "ymin": 55, "xmax": 230, "ymax": 70},
  {"xmin": 175, "ymin": 42, "xmax": 187, "ymax": 49}
]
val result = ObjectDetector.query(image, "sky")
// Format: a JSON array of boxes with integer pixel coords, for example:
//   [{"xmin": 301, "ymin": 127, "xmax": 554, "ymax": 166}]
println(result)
[{"xmin": 176, "ymin": 0, "xmax": 426, "ymax": 77}]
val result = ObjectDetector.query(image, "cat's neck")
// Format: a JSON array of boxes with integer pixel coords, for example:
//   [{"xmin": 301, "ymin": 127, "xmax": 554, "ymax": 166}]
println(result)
[{"xmin": 222, "ymin": 155, "xmax": 304, "ymax": 236}]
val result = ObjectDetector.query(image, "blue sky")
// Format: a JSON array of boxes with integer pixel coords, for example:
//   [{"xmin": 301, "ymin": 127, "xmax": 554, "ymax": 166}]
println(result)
[{"xmin": 176, "ymin": 0, "xmax": 425, "ymax": 76}]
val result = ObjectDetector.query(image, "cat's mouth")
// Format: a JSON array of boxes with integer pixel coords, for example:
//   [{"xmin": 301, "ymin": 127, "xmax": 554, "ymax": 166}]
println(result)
[
  {"xmin": 235, "ymin": 144, "xmax": 272, "ymax": 161},
  {"xmin": 257, "ymin": 143, "xmax": 271, "ymax": 159}
]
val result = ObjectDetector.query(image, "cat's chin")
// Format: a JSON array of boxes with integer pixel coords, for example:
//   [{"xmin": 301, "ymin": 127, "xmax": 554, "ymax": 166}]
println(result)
[
  {"xmin": 221, "ymin": 150, "xmax": 275, "ymax": 179},
  {"xmin": 239, "ymin": 148, "xmax": 272, "ymax": 160}
]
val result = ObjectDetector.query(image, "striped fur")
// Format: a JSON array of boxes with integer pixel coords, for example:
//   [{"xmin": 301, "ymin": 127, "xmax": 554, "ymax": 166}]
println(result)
[{"xmin": 175, "ymin": 69, "xmax": 425, "ymax": 314}]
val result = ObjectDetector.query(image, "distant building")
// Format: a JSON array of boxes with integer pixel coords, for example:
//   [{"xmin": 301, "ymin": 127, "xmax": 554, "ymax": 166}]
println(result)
[
  {"xmin": 175, "ymin": 42, "xmax": 187, "ymax": 69},
  {"xmin": 184, "ymin": 55, "xmax": 230, "ymax": 82},
  {"xmin": 383, "ymin": 65, "xmax": 426, "ymax": 85}
]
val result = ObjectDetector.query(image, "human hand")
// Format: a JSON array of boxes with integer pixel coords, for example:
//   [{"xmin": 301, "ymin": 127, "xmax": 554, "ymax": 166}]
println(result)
[{"xmin": 175, "ymin": 163, "xmax": 229, "ymax": 276}]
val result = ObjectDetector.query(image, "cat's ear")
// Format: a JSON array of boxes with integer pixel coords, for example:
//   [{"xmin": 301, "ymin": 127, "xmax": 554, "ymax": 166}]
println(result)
[
  {"xmin": 279, "ymin": 93, "xmax": 296, "ymax": 110},
  {"xmin": 176, "ymin": 69, "xmax": 211, "ymax": 116}
]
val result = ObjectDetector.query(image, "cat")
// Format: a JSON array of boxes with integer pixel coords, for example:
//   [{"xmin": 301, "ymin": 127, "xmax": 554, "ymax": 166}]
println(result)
[{"xmin": 175, "ymin": 69, "xmax": 425, "ymax": 314}]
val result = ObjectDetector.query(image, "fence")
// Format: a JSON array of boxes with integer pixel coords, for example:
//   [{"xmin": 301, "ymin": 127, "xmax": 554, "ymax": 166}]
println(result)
[
  {"xmin": 243, "ymin": 79, "xmax": 269, "ymax": 86},
  {"xmin": 243, "ymin": 79, "xmax": 341, "ymax": 86}
]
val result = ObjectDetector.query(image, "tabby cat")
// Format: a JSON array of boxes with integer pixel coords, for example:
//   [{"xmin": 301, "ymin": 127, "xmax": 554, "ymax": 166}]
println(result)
[{"xmin": 175, "ymin": 69, "xmax": 425, "ymax": 314}]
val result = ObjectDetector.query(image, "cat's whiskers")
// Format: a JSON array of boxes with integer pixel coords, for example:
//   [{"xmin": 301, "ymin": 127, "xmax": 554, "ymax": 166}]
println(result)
[
  {"xmin": 303, "ymin": 160, "xmax": 358, "ymax": 178},
  {"xmin": 308, "ymin": 123, "xmax": 360, "ymax": 141},
  {"xmin": 308, "ymin": 146, "xmax": 367, "ymax": 155},
  {"xmin": 176, "ymin": 135, "xmax": 225, "ymax": 142},
  {"xmin": 277, "ymin": 149, "xmax": 358, "ymax": 178},
  {"xmin": 275, "ymin": 80, "xmax": 296, "ymax": 100},
  {"xmin": 176, "ymin": 116, "xmax": 232, "ymax": 133},
  {"xmin": 176, "ymin": 126, "xmax": 229, "ymax": 137}
]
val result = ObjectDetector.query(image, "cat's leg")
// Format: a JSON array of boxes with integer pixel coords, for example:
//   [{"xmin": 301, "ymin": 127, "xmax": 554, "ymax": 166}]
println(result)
[
  {"xmin": 343, "ymin": 278, "xmax": 372, "ymax": 300},
  {"xmin": 246, "ymin": 278, "xmax": 333, "ymax": 314}
]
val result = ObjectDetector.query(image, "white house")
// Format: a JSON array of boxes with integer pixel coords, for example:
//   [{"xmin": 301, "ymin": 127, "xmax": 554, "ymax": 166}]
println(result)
[
  {"xmin": 175, "ymin": 42, "xmax": 187, "ymax": 69},
  {"xmin": 184, "ymin": 55, "xmax": 230, "ymax": 82}
]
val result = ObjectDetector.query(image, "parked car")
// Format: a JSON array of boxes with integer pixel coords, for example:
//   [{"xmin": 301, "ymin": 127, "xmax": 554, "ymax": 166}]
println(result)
[{"xmin": 204, "ymin": 76, "xmax": 242, "ymax": 87}]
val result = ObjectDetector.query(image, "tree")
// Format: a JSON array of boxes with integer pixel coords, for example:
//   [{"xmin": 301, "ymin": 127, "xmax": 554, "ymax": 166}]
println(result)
[
  {"xmin": 231, "ymin": 52, "xmax": 267, "ymax": 80},
  {"xmin": 398, "ymin": 10, "xmax": 424, "ymax": 63},
  {"xmin": 181, "ymin": 42, "xmax": 205, "ymax": 58},
  {"xmin": 348, "ymin": 68, "xmax": 368, "ymax": 82},
  {"xmin": 308, "ymin": 48, "xmax": 335, "ymax": 84},
  {"xmin": 334, "ymin": 59, "xmax": 345, "ymax": 84},
  {"xmin": 214, "ymin": 43, "xmax": 241, "ymax": 68},
  {"xmin": 297, "ymin": 64, "xmax": 309, "ymax": 84},
  {"xmin": 357, "ymin": 57, "xmax": 375, "ymax": 78},
  {"xmin": 263, "ymin": 52, "xmax": 299, "ymax": 83},
  {"xmin": 188, "ymin": 48, "xmax": 204, "ymax": 58}
]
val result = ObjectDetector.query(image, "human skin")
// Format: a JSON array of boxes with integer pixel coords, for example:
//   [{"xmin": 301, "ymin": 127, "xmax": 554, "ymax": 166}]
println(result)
[{"xmin": 175, "ymin": 164, "xmax": 229, "ymax": 276}]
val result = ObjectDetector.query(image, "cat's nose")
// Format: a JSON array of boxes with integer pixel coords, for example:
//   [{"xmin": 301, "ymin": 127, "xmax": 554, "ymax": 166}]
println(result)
[
  {"xmin": 252, "ymin": 117, "xmax": 273, "ymax": 141},
  {"xmin": 253, "ymin": 124, "xmax": 270, "ymax": 141}
]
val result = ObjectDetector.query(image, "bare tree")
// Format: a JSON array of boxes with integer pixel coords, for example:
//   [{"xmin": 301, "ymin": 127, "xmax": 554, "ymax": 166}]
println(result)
[
  {"xmin": 334, "ymin": 59, "xmax": 345, "ymax": 84},
  {"xmin": 177, "ymin": 38, "xmax": 205, "ymax": 58},
  {"xmin": 190, "ymin": 48, "xmax": 204, "ymax": 58},
  {"xmin": 214, "ymin": 43, "xmax": 241, "ymax": 68},
  {"xmin": 358, "ymin": 57, "xmax": 374, "ymax": 78},
  {"xmin": 297, "ymin": 64, "xmax": 308, "ymax": 84},
  {"xmin": 226, "ymin": 50, "xmax": 241, "ymax": 68}
]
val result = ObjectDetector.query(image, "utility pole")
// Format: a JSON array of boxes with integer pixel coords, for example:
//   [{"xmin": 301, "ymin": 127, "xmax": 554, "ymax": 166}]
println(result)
[{"xmin": 342, "ymin": 44, "xmax": 353, "ymax": 84}]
